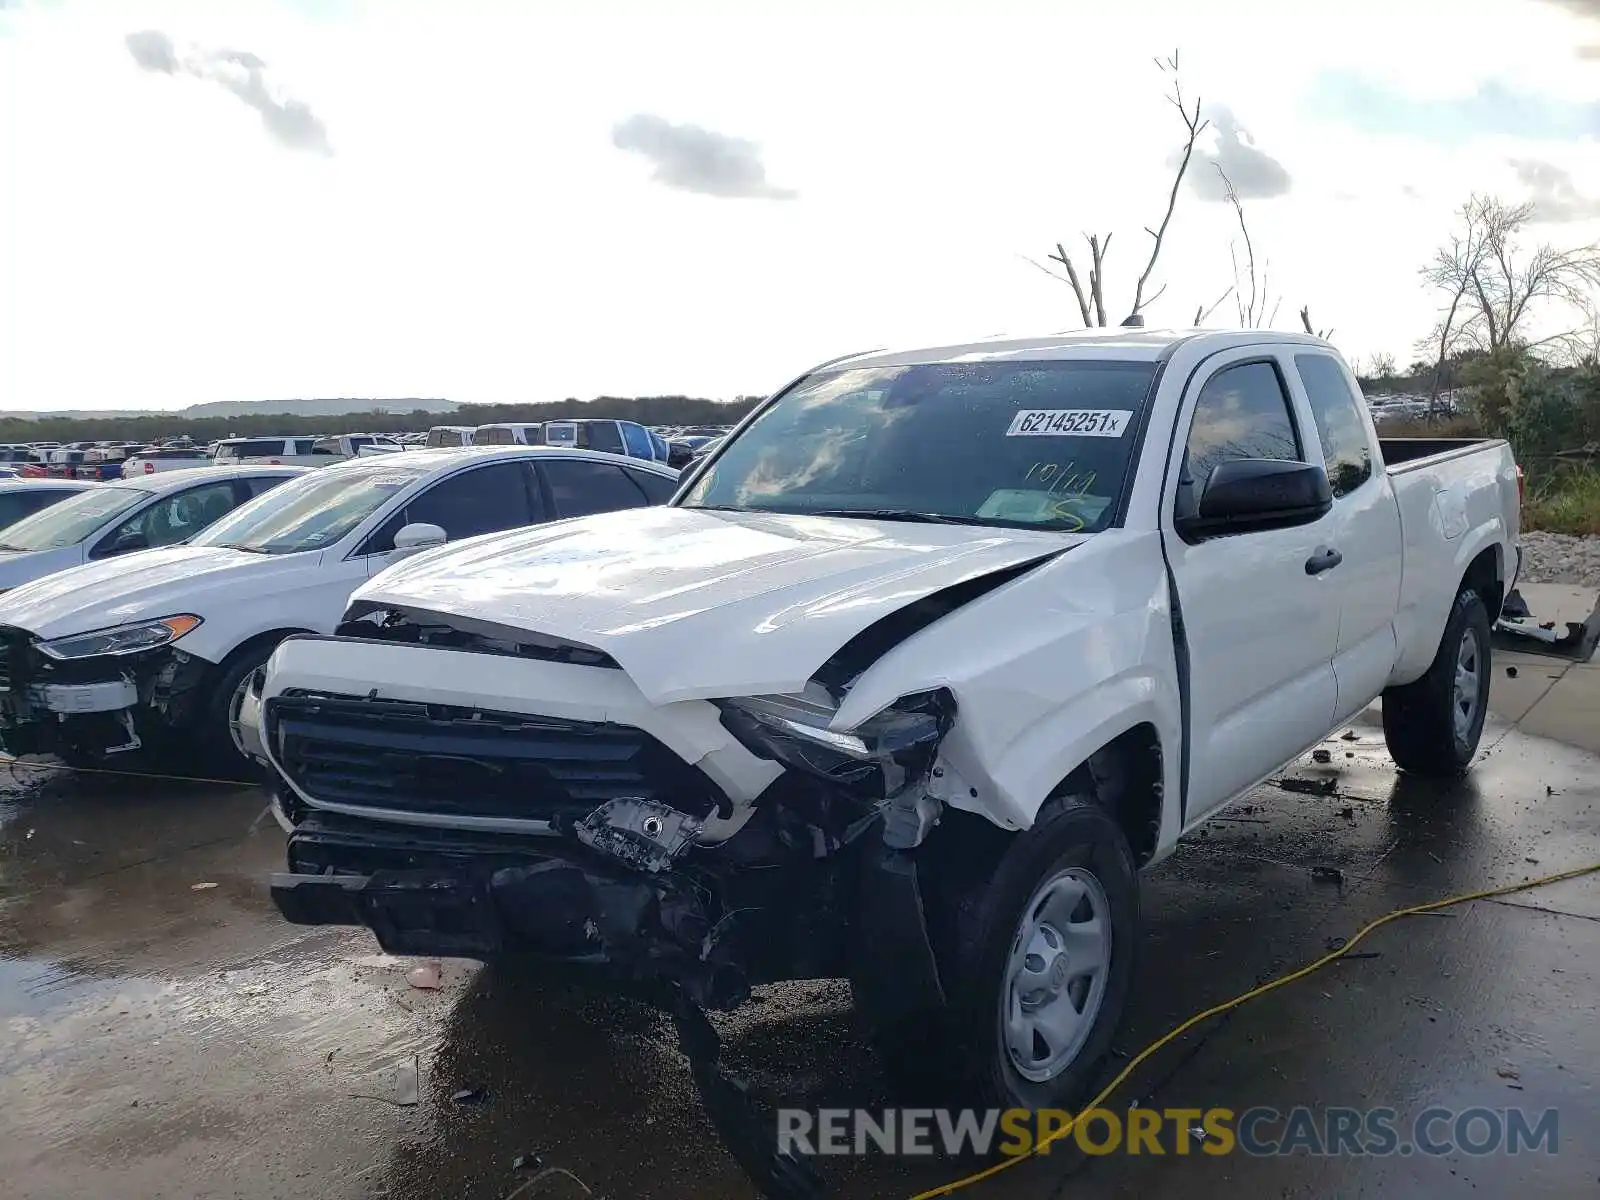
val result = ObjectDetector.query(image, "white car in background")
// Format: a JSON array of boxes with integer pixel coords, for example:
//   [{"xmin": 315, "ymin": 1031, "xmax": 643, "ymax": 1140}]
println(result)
[
  {"xmin": 121, "ymin": 447, "xmax": 213, "ymax": 477},
  {"xmin": 0, "ymin": 447, "xmax": 679, "ymax": 769},
  {"xmin": 0, "ymin": 466, "xmax": 305, "ymax": 593}
]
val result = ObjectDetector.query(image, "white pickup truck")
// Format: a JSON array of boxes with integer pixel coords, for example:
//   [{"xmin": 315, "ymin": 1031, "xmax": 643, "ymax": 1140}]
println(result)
[{"xmin": 254, "ymin": 329, "xmax": 1520, "ymax": 1113}]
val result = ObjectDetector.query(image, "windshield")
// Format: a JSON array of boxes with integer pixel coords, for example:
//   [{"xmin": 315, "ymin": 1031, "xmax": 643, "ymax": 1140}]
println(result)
[
  {"xmin": 680, "ymin": 359, "xmax": 1157, "ymax": 531},
  {"xmin": 192, "ymin": 461, "xmax": 427, "ymax": 554},
  {"xmin": 0, "ymin": 486, "xmax": 146, "ymax": 551}
]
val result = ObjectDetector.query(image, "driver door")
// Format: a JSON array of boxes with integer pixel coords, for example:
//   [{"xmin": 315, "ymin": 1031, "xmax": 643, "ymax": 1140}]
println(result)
[{"xmin": 1163, "ymin": 351, "xmax": 1342, "ymax": 824}]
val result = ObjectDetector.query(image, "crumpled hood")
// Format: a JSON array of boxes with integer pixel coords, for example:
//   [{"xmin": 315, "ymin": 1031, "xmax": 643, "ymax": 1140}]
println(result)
[
  {"xmin": 0, "ymin": 545, "xmax": 322, "ymax": 640},
  {"xmin": 353, "ymin": 506, "xmax": 1082, "ymax": 703}
]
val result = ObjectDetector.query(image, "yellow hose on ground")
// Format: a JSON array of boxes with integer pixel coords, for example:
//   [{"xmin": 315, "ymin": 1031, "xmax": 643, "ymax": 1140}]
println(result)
[{"xmin": 911, "ymin": 859, "xmax": 1600, "ymax": 1199}]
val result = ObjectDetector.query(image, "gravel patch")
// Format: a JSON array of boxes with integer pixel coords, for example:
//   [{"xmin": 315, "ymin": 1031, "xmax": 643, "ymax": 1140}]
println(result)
[{"xmin": 1518, "ymin": 531, "xmax": 1600, "ymax": 589}]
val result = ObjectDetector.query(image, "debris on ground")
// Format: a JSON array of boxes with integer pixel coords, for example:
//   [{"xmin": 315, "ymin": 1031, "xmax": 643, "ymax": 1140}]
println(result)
[
  {"xmin": 1279, "ymin": 777, "xmax": 1338, "ymax": 796},
  {"xmin": 1495, "ymin": 1065, "xmax": 1521, "ymax": 1081},
  {"xmin": 406, "ymin": 960, "xmax": 443, "ymax": 990},
  {"xmin": 512, "ymin": 1153, "xmax": 546, "ymax": 1171},
  {"xmin": 1339, "ymin": 805, "xmax": 1356, "ymax": 820},
  {"xmin": 350, "ymin": 1053, "xmax": 419, "ymax": 1107},
  {"xmin": 1325, "ymin": 935, "xmax": 1348, "ymax": 951},
  {"xmin": 1341, "ymin": 729, "xmax": 1359, "ymax": 741},
  {"xmin": 1311, "ymin": 865, "xmax": 1345, "ymax": 886},
  {"xmin": 190, "ymin": 882, "xmax": 218, "ymax": 891},
  {"xmin": 451, "ymin": 1086, "xmax": 488, "ymax": 1105},
  {"xmin": 1312, "ymin": 748, "xmax": 1332, "ymax": 764}
]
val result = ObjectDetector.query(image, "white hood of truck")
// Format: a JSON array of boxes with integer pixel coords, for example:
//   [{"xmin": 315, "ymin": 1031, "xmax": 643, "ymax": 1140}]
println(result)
[
  {"xmin": 0, "ymin": 545, "xmax": 323, "ymax": 640},
  {"xmin": 353, "ymin": 506, "xmax": 1082, "ymax": 704}
]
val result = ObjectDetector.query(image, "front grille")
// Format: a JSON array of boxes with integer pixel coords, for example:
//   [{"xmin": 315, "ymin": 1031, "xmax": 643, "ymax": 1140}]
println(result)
[{"xmin": 267, "ymin": 692, "xmax": 722, "ymax": 826}]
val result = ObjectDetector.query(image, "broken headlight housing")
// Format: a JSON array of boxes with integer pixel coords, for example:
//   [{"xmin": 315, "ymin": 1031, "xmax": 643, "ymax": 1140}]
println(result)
[
  {"xmin": 36, "ymin": 614, "xmax": 203, "ymax": 661},
  {"xmin": 716, "ymin": 684, "xmax": 954, "ymax": 797}
]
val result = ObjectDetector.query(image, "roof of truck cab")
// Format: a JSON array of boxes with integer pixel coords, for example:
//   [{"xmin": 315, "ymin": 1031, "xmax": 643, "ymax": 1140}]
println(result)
[{"xmin": 830, "ymin": 328, "xmax": 1337, "ymax": 370}]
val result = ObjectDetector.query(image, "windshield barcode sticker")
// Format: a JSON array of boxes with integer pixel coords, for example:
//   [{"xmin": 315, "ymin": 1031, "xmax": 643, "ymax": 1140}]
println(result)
[{"xmin": 1005, "ymin": 409, "xmax": 1132, "ymax": 437}]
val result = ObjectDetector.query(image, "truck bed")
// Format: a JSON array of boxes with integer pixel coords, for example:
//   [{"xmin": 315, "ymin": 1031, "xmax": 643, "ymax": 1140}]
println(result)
[{"xmin": 1379, "ymin": 437, "xmax": 1507, "ymax": 472}]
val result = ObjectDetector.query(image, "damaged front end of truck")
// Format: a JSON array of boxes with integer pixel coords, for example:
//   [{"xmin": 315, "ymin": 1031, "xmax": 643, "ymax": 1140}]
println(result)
[{"xmin": 262, "ymin": 550, "xmax": 1050, "ymax": 1022}]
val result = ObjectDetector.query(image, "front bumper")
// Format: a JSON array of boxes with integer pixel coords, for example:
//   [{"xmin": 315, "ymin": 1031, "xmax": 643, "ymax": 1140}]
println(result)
[
  {"xmin": 271, "ymin": 807, "xmax": 748, "ymax": 1005},
  {"xmin": 0, "ymin": 628, "xmax": 211, "ymax": 757}
]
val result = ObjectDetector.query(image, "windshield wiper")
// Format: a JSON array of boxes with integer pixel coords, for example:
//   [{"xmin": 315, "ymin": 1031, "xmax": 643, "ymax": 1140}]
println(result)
[
  {"xmin": 208, "ymin": 543, "xmax": 273, "ymax": 554},
  {"xmin": 808, "ymin": 508, "xmax": 994, "ymax": 526},
  {"xmin": 0, "ymin": 543, "xmax": 24, "ymax": 552}
]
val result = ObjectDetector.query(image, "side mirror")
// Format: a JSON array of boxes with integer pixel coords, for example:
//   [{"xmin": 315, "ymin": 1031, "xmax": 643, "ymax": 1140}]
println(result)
[
  {"xmin": 1176, "ymin": 458, "xmax": 1332, "ymax": 539},
  {"xmin": 392, "ymin": 522, "xmax": 447, "ymax": 553}
]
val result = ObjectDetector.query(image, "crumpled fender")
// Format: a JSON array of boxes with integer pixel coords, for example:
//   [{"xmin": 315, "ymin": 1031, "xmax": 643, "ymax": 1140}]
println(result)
[{"xmin": 832, "ymin": 530, "xmax": 1182, "ymax": 837}]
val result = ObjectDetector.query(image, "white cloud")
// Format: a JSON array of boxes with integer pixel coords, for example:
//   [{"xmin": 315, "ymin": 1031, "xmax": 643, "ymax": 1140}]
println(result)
[{"xmin": 1, "ymin": 0, "xmax": 1598, "ymax": 412}]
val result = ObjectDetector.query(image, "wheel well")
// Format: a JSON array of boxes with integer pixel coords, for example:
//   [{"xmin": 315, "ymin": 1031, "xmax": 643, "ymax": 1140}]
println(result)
[
  {"xmin": 928, "ymin": 724, "xmax": 1165, "ymax": 880},
  {"xmin": 1068, "ymin": 724, "xmax": 1163, "ymax": 866},
  {"xmin": 216, "ymin": 629, "xmax": 312, "ymax": 675},
  {"xmin": 1462, "ymin": 546, "xmax": 1504, "ymax": 622}
]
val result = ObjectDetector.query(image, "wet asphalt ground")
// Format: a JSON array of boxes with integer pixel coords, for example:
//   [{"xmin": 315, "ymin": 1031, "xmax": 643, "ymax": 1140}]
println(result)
[{"xmin": 2, "ymin": 696, "xmax": 1597, "ymax": 1199}]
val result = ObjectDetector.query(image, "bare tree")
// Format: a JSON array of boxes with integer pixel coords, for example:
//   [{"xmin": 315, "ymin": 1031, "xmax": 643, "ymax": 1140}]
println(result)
[
  {"xmin": 1031, "ymin": 51, "xmax": 1208, "ymax": 326},
  {"xmin": 1422, "ymin": 194, "xmax": 1600, "ymax": 356},
  {"xmin": 1299, "ymin": 306, "xmax": 1334, "ymax": 340},
  {"xmin": 1212, "ymin": 165, "xmax": 1283, "ymax": 328}
]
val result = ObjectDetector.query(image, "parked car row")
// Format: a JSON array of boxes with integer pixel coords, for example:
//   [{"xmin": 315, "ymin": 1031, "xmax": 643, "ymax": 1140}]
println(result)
[{"xmin": 0, "ymin": 447, "xmax": 679, "ymax": 768}]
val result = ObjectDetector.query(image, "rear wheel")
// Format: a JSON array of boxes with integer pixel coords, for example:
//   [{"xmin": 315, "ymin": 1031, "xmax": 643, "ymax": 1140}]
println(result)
[{"xmin": 1382, "ymin": 588, "xmax": 1492, "ymax": 776}]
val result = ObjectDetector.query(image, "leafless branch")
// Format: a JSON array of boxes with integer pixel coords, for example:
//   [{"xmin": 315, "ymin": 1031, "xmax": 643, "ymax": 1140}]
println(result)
[
  {"xmin": 1036, "ymin": 50, "xmax": 1207, "ymax": 327},
  {"xmin": 1127, "ymin": 61, "xmax": 1209, "ymax": 322},
  {"xmin": 1047, "ymin": 242, "xmax": 1094, "ymax": 327},
  {"xmin": 1194, "ymin": 285, "xmax": 1235, "ymax": 325},
  {"xmin": 1300, "ymin": 305, "xmax": 1334, "ymax": 340}
]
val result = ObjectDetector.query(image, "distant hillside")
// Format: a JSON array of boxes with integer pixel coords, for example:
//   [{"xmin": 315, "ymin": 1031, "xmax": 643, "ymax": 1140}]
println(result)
[
  {"xmin": 3, "ymin": 397, "xmax": 459, "ymax": 421},
  {"xmin": 180, "ymin": 397, "xmax": 458, "ymax": 418},
  {"xmin": 0, "ymin": 394, "xmax": 762, "ymax": 444}
]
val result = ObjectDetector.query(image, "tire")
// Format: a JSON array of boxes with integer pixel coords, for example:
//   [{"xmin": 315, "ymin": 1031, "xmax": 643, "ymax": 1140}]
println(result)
[
  {"xmin": 1382, "ymin": 588, "xmax": 1491, "ymax": 776},
  {"xmin": 864, "ymin": 801, "xmax": 1140, "ymax": 1112},
  {"xmin": 202, "ymin": 640, "xmax": 283, "ymax": 778}
]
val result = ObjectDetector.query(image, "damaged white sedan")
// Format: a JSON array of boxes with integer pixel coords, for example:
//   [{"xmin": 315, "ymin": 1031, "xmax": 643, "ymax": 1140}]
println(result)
[{"xmin": 250, "ymin": 328, "xmax": 1520, "ymax": 1112}]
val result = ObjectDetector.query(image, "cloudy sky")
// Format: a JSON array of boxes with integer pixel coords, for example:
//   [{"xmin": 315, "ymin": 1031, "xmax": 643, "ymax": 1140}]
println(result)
[{"xmin": 2, "ymin": 0, "xmax": 1599, "ymax": 411}]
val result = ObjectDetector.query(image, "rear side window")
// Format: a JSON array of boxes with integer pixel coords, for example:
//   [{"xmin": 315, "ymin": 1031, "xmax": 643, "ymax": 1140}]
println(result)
[
  {"xmin": 220, "ymin": 439, "xmax": 289, "ymax": 459},
  {"xmin": 238, "ymin": 474, "xmax": 290, "ymax": 499},
  {"xmin": 626, "ymin": 468, "xmax": 678, "ymax": 504},
  {"xmin": 540, "ymin": 459, "xmax": 649, "ymax": 518},
  {"xmin": 1179, "ymin": 361, "xmax": 1302, "ymax": 510},
  {"xmin": 1295, "ymin": 354, "xmax": 1373, "ymax": 498},
  {"xmin": 363, "ymin": 461, "xmax": 540, "ymax": 552},
  {"xmin": 585, "ymin": 421, "xmax": 625, "ymax": 455},
  {"xmin": 620, "ymin": 422, "xmax": 653, "ymax": 459},
  {"xmin": 478, "ymin": 427, "xmax": 514, "ymax": 446}
]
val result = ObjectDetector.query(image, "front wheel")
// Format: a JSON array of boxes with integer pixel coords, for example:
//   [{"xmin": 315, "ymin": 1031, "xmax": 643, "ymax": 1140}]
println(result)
[
  {"xmin": 202, "ymin": 642, "xmax": 284, "ymax": 778},
  {"xmin": 865, "ymin": 801, "xmax": 1140, "ymax": 1112},
  {"xmin": 1382, "ymin": 588, "xmax": 1492, "ymax": 776}
]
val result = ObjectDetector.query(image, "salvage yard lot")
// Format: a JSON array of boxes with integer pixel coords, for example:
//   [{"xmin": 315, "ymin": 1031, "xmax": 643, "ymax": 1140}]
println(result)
[{"xmin": 3, "ymin": 665, "xmax": 1597, "ymax": 1200}]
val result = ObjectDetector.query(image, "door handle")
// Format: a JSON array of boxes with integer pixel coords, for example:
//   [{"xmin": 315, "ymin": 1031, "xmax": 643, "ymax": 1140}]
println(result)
[{"xmin": 1305, "ymin": 547, "xmax": 1343, "ymax": 575}]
